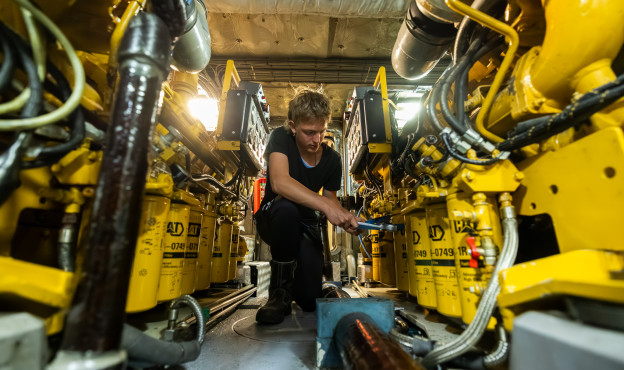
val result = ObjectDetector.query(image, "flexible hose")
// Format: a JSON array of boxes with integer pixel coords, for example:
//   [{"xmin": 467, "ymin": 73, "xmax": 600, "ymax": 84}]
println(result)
[
  {"xmin": 121, "ymin": 324, "xmax": 201, "ymax": 367},
  {"xmin": 421, "ymin": 210, "xmax": 518, "ymax": 369},
  {"xmin": 0, "ymin": 0, "xmax": 85, "ymax": 131},
  {"xmin": 426, "ymin": 66, "xmax": 454, "ymax": 133},
  {"xmin": 0, "ymin": 23, "xmax": 15, "ymax": 93},
  {"xmin": 170, "ymin": 295, "xmax": 205, "ymax": 344},
  {"xmin": 483, "ymin": 324, "xmax": 509, "ymax": 368},
  {"xmin": 499, "ymin": 75, "xmax": 624, "ymax": 151},
  {"xmin": 389, "ymin": 327, "xmax": 435, "ymax": 357},
  {"xmin": 441, "ymin": 133, "xmax": 501, "ymax": 166},
  {"xmin": 0, "ymin": 23, "xmax": 42, "ymax": 118}
]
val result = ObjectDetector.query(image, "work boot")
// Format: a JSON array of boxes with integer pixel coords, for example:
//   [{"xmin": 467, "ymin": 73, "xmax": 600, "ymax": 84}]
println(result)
[{"xmin": 256, "ymin": 260, "xmax": 296, "ymax": 324}]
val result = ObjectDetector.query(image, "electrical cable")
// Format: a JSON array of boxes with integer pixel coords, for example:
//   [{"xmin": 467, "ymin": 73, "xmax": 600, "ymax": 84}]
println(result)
[
  {"xmin": 0, "ymin": 0, "xmax": 85, "ymax": 131},
  {"xmin": 441, "ymin": 132, "xmax": 501, "ymax": 165},
  {"xmin": 499, "ymin": 77, "xmax": 624, "ymax": 151},
  {"xmin": 0, "ymin": 23, "xmax": 42, "ymax": 119}
]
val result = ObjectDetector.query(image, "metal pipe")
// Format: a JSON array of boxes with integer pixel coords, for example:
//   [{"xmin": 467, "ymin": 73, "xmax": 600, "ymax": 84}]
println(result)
[
  {"xmin": 56, "ymin": 12, "xmax": 171, "ymax": 357},
  {"xmin": 335, "ymin": 312, "xmax": 425, "ymax": 370}
]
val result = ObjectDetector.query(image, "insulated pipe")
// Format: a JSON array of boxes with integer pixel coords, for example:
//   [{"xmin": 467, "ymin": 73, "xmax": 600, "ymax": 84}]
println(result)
[
  {"xmin": 57, "ymin": 12, "xmax": 171, "ymax": 357},
  {"xmin": 335, "ymin": 312, "xmax": 425, "ymax": 370},
  {"xmin": 421, "ymin": 194, "xmax": 518, "ymax": 369},
  {"xmin": 122, "ymin": 324, "xmax": 200, "ymax": 367},
  {"xmin": 391, "ymin": 1, "xmax": 456, "ymax": 80}
]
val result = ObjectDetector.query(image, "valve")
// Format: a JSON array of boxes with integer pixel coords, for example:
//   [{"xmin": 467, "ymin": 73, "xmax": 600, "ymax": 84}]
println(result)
[{"xmin": 466, "ymin": 236, "xmax": 481, "ymax": 268}]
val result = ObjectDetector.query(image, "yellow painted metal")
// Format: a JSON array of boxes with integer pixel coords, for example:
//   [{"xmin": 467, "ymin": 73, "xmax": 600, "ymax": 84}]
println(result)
[
  {"xmin": 515, "ymin": 127, "xmax": 624, "ymax": 252},
  {"xmin": 453, "ymin": 160, "xmax": 522, "ymax": 194},
  {"xmin": 217, "ymin": 140, "xmax": 241, "ymax": 151},
  {"xmin": 409, "ymin": 211, "xmax": 437, "ymax": 309},
  {"xmin": 126, "ymin": 195, "xmax": 170, "ymax": 313},
  {"xmin": 489, "ymin": 0, "xmax": 624, "ymax": 131},
  {"xmin": 0, "ymin": 257, "xmax": 76, "ymax": 334},
  {"xmin": 228, "ymin": 224, "xmax": 240, "ymax": 281},
  {"xmin": 216, "ymin": 60, "xmax": 241, "ymax": 139},
  {"xmin": 371, "ymin": 230, "xmax": 380, "ymax": 281},
  {"xmin": 157, "ymin": 203, "xmax": 190, "ymax": 301},
  {"xmin": 498, "ymin": 249, "xmax": 624, "ymax": 331},
  {"xmin": 378, "ymin": 230, "xmax": 396, "ymax": 286},
  {"xmin": 172, "ymin": 190, "xmax": 201, "ymax": 207},
  {"xmin": 445, "ymin": 0, "xmax": 519, "ymax": 143},
  {"xmin": 426, "ymin": 203, "xmax": 462, "ymax": 318},
  {"xmin": 393, "ymin": 216, "xmax": 410, "ymax": 292},
  {"xmin": 196, "ymin": 196, "xmax": 217, "ymax": 290},
  {"xmin": 50, "ymin": 142, "xmax": 102, "ymax": 186},
  {"xmin": 368, "ymin": 143, "xmax": 392, "ymax": 154},
  {"xmin": 211, "ymin": 220, "xmax": 233, "ymax": 283},
  {"xmin": 373, "ymin": 66, "xmax": 392, "ymax": 147},
  {"xmin": 145, "ymin": 173, "xmax": 174, "ymax": 197},
  {"xmin": 446, "ymin": 192, "xmax": 502, "ymax": 327},
  {"xmin": 180, "ymin": 206, "xmax": 203, "ymax": 295}
]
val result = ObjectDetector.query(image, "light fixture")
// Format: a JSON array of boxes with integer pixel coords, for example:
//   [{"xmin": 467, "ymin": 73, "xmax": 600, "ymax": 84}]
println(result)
[
  {"xmin": 188, "ymin": 95, "xmax": 219, "ymax": 131},
  {"xmin": 396, "ymin": 101, "xmax": 421, "ymax": 129}
]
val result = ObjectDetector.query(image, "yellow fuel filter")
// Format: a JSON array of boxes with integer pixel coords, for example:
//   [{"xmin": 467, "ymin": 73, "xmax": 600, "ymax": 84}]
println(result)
[
  {"xmin": 409, "ymin": 211, "xmax": 437, "ymax": 309},
  {"xmin": 228, "ymin": 223, "xmax": 240, "ymax": 280},
  {"xmin": 447, "ymin": 192, "xmax": 503, "ymax": 326},
  {"xmin": 371, "ymin": 230, "xmax": 380, "ymax": 281},
  {"xmin": 196, "ymin": 197, "xmax": 217, "ymax": 290},
  {"xmin": 126, "ymin": 195, "xmax": 170, "ymax": 313},
  {"xmin": 426, "ymin": 203, "xmax": 462, "ymax": 318},
  {"xmin": 211, "ymin": 219, "xmax": 232, "ymax": 283},
  {"xmin": 379, "ymin": 230, "xmax": 396, "ymax": 286},
  {"xmin": 180, "ymin": 206, "xmax": 203, "ymax": 295},
  {"xmin": 157, "ymin": 202, "xmax": 191, "ymax": 301},
  {"xmin": 393, "ymin": 216, "xmax": 409, "ymax": 292}
]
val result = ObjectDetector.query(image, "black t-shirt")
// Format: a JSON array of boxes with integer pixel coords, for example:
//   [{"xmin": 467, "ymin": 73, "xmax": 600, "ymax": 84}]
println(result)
[{"xmin": 260, "ymin": 126, "xmax": 342, "ymax": 217}]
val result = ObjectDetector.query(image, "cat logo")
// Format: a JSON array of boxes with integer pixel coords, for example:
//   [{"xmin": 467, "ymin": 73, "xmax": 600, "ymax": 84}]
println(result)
[{"xmin": 166, "ymin": 222, "xmax": 184, "ymax": 236}]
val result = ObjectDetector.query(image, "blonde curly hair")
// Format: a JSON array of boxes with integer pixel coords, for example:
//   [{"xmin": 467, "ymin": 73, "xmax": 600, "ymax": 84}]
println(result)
[{"xmin": 284, "ymin": 86, "xmax": 331, "ymax": 135}]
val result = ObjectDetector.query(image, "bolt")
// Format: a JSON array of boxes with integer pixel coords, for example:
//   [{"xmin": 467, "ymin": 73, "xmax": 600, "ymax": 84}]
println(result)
[
  {"xmin": 465, "ymin": 171, "xmax": 473, "ymax": 182},
  {"xmin": 514, "ymin": 172, "xmax": 525, "ymax": 182},
  {"xmin": 425, "ymin": 135, "xmax": 438, "ymax": 145}
]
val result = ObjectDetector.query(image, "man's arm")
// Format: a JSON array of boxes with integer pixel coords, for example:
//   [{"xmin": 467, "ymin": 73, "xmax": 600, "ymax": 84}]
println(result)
[{"xmin": 269, "ymin": 152, "xmax": 359, "ymax": 232}]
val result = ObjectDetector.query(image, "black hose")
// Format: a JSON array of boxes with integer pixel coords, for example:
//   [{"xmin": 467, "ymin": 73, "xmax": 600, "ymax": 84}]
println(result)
[
  {"xmin": 499, "ymin": 77, "xmax": 624, "ymax": 151},
  {"xmin": 20, "ymin": 60, "xmax": 85, "ymax": 169},
  {"xmin": 121, "ymin": 324, "xmax": 200, "ymax": 367},
  {"xmin": 0, "ymin": 25, "xmax": 15, "ymax": 92},
  {"xmin": 0, "ymin": 132, "xmax": 29, "ymax": 206},
  {"xmin": 426, "ymin": 66, "xmax": 454, "ymax": 133},
  {"xmin": 0, "ymin": 23, "xmax": 42, "ymax": 118},
  {"xmin": 440, "ymin": 36, "xmax": 486, "ymax": 135},
  {"xmin": 441, "ymin": 133, "xmax": 501, "ymax": 166},
  {"xmin": 440, "ymin": 35, "xmax": 504, "ymax": 136}
]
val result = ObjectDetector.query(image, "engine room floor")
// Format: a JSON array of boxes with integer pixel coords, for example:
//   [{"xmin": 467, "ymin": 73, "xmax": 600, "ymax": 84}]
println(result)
[
  {"xmin": 152, "ymin": 286, "xmax": 464, "ymax": 370},
  {"xmin": 183, "ymin": 296, "xmax": 318, "ymax": 370}
]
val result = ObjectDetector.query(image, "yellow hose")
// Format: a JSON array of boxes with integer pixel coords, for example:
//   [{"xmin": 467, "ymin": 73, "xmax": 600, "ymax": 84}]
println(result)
[{"xmin": 445, "ymin": 0, "xmax": 520, "ymax": 143}]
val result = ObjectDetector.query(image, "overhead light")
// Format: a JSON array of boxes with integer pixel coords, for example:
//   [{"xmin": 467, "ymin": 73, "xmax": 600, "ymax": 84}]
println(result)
[
  {"xmin": 396, "ymin": 101, "xmax": 420, "ymax": 128},
  {"xmin": 188, "ymin": 96, "xmax": 219, "ymax": 131}
]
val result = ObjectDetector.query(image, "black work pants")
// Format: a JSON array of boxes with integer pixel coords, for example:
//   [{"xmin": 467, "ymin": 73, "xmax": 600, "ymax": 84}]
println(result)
[{"xmin": 255, "ymin": 197, "xmax": 323, "ymax": 311}]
